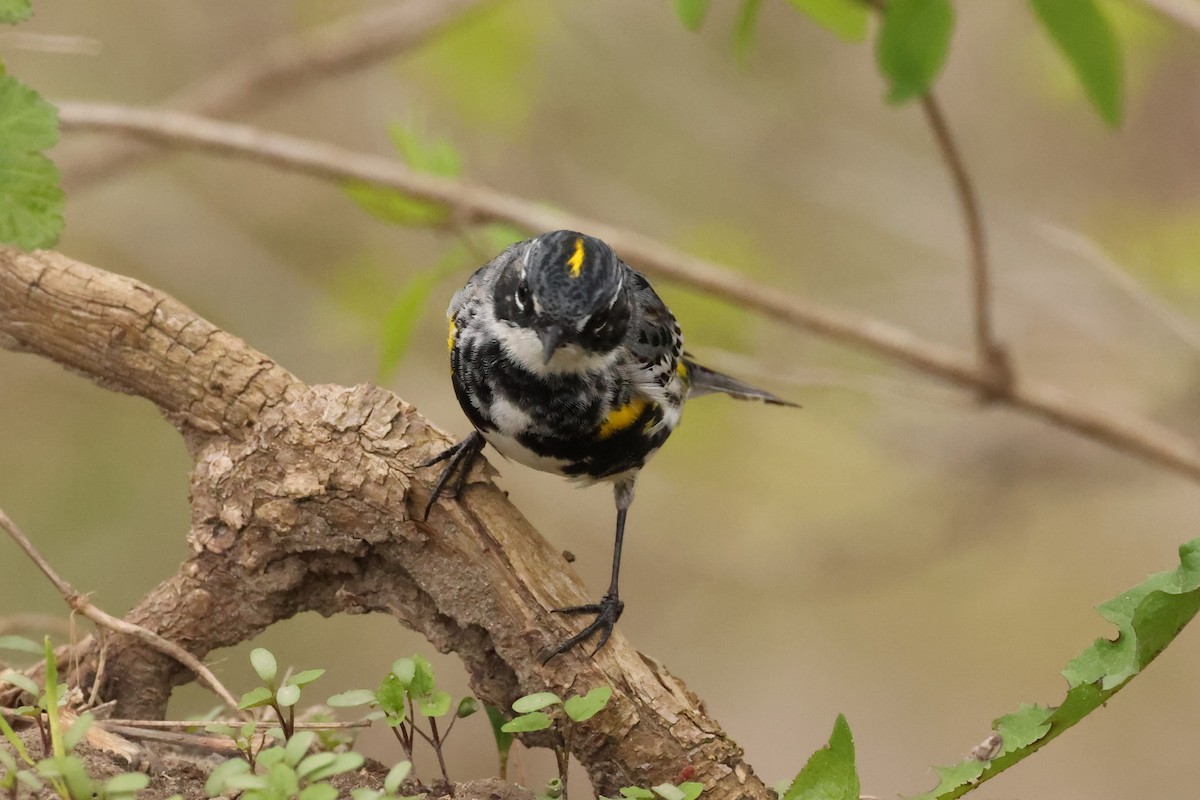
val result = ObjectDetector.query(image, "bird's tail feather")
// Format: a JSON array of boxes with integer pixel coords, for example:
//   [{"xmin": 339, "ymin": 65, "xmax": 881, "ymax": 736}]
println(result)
[{"xmin": 682, "ymin": 358, "xmax": 799, "ymax": 407}]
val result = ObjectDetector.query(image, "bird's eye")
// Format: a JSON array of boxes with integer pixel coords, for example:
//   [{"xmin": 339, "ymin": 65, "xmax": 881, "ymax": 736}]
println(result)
[
  {"xmin": 584, "ymin": 311, "xmax": 610, "ymax": 337},
  {"xmin": 514, "ymin": 282, "xmax": 532, "ymax": 311}
]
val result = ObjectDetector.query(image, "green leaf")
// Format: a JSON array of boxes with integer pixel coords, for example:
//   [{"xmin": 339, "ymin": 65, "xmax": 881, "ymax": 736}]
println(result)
[
  {"xmin": 378, "ymin": 269, "xmax": 441, "ymax": 380},
  {"xmin": 677, "ymin": 783, "xmax": 704, "ymax": 800},
  {"xmin": 42, "ymin": 637, "xmax": 64, "ymax": 758},
  {"xmin": 257, "ymin": 746, "xmax": 286, "ymax": 769},
  {"xmin": 0, "ymin": 76, "xmax": 56, "ymax": 152},
  {"xmin": 327, "ymin": 689, "xmax": 378, "ymax": 708},
  {"xmin": 377, "ymin": 673, "xmax": 407, "ymax": 717},
  {"xmin": 732, "ymin": 0, "xmax": 763, "ymax": 63},
  {"xmin": 387, "ymin": 121, "xmax": 461, "ymax": 178},
  {"xmin": 911, "ymin": 538, "xmax": 1200, "ymax": 799},
  {"xmin": 0, "ymin": 635, "xmax": 41, "ymax": 654},
  {"xmin": 619, "ymin": 788, "xmax": 654, "ymax": 800},
  {"xmin": 391, "ymin": 658, "xmax": 416, "ymax": 688},
  {"xmin": 0, "ymin": 0, "xmax": 31, "ymax": 24},
  {"xmin": 304, "ymin": 751, "xmax": 364, "ymax": 782},
  {"xmin": 275, "ymin": 683, "xmax": 301, "ymax": 708},
  {"xmin": 62, "ymin": 712, "xmax": 94, "ymax": 752},
  {"xmin": 289, "ymin": 668, "xmax": 325, "ymax": 688},
  {"xmin": 0, "ymin": 76, "xmax": 63, "ymax": 249},
  {"xmin": 674, "ymin": 0, "xmax": 711, "ymax": 30},
  {"xmin": 875, "ymin": 0, "xmax": 954, "ymax": 103},
  {"xmin": 296, "ymin": 752, "xmax": 336, "ymax": 781},
  {"xmin": 249, "ymin": 648, "xmax": 278, "ymax": 685},
  {"xmin": 343, "ymin": 181, "xmax": 451, "ymax": 227},
  {"xmin": 784, "ymin": 0, "xmax": 868, "ymax": 42},
  {"xmin": 652, "ymin": 784, "xmax": 685, "ymax": 800},
  {"xmin": 1028, "ymin": 0, "xmax": 1122, "ymax": 127},
  {"xmin": 284, "ymin": 730, "xmax": 317, "ymax": 767},
  {"xmin": 104, "ymin": 772, "xmax": 150, "ymax": 794},
  {"xmin": 512, "ymin": 692, "xmax": 561, "ymax": 713},
  {"xmin": 223, "ymin": 772, "xmax": 269, "ymax": 792},
  {"xmin": 500, "ymin": 711, "xmax": 552, "ymax": 733},
  {"xmin": 783, "ymin": 714, "xmax": 858, "ymax": 800},
  {"xmin": 238, "ymin": 686, "xmax": 275, "ymax": 710},
  {"xmin": 563, "ymin": 686, "xmax": 613, "ymax": 723},
  {"xmin": 352, "ymin": 789, "xmax": 385, "ymax": 800},
  {"xmin": 418, "ymin": 689, "xmax": 452, "ymax": 718},
  {"xmin": 299, "ymin": 784, "xmax": 339, "ymax": 800},
  {"xmin": 0, "ymin": 670, "xmax": 39, "ymax": 696},
  {"xmin": 485, "ymin": 705, "xmax": 514, "ymax": 777},
  {"xmin": 456, "ymin": 697, "xmax": 479, "ymax": 718},
  {"xmin": 408, "ymin": 654, "xmax": 436, "ymax": 698},
  {"xmin": 0, "ymin": 711, "xmax": 33, "ymax": 765},
  {"xmin": 205, "ymin": 760, "xmax": 251, "ymax": 798},
  {"xmin": 385, "ymin": 760, "xmax": 412, "ymax": 794}
]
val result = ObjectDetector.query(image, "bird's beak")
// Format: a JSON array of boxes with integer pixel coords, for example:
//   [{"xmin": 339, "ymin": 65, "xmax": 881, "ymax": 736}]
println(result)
[{"xmin": 538, "ymin": 325, "xmax": 567, "ymax": 364}]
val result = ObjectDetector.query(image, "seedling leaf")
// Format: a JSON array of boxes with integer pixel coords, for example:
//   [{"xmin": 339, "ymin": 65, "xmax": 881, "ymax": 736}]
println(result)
[
  {"xmin": 512, "ymin": 692, "xmax": 561, "ymax": 713},
  {"xmin": 782, "ymin": 714, "xmax": 858, "ymax": 800},
  {"xmin": 300, "ymin": 784, "xmax": 339, "ymax": 800},
  {"xmin": 0, "ymin": 670, "xmax": 38, "ymax": 696},
  {"xmin": 327, "ymin": 689, "xmax": 378, "ymax": 707},
  {"xmin": 275, "ymin": 683, "xmax": 302, "ymax": 707},
  {"xmin": 674, "ymin": 0, "xmax": 711, "ymax": 30},
  {"xmin": 784, "ymin": 0, "xmax": 868, "ymax": 42},
  {"xmin": 0, "ymin": 635, "xmax": 40, "ymax": 654},
  {"xmin": 250, "ymin": 648, "xmax": 278, "ymax": 685},
  {"xmin": 500, "ymin": 711, "xmax": 552, "ymax": 733},
  {"xmin": 105, "ymin": 773, "xmax": 150, "ymax": 794},
  {"xmin": 289, "ymin": 668, "xmax": 325, "ymax": 688},
  {"xmin": 0, "ymin": 1, "xmax": 31, "ymax": 24},
  {"xmin": 456, "ymin": 697, "xmax": 479, "ymax": 718},
  {"xmin": 238, "ymin": 686, "xmax": 275, "ymax": 710},
  {"xmin": 1029, "ymin": 0, "xmax": 1122, "ymax": 127},
  {"xmin": 563, "ymin": 686, "xmax": 613, "ymax": 722},
  {"xmin": 418, "ymin": 688, "xmax": 452, "ymax": 718},
  {"xmin": 385, "ymin": 760, "xmax": 413, "ymax": 794},
  {"xmin": 875, "ymin": 0, "xmax": 954, "ymax": 103}
]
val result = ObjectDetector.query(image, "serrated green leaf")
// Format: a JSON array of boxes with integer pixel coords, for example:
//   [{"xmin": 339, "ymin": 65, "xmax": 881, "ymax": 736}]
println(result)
[
  {"xmin": 204, "ymin": 762, "xmax": 250, "ymax": 800},
  {"xmin": 276, "ymin": 683, "xmax": 301, "ymax": 708},
  {"xmin": 327, "ymin": 689, "xmax": 378, "ymax": 708},
  {"xmin": 0, "ymin": 75, "xmax": 62, "ymax": 249},
  {"xmin": 238, "ymin": 686, "xmax": 275, "ymax": 710},
  {"xmin": 784, "ymin": 0, "xmax": 868, "ymax": 42},
  {"xmin": 0, "ymin": 76, "xmax": 57, "ymax": 152},
  {"xmin": 1029, "ymin": 0, "xmax": 1122, "ymax": 127},
  {"xmin": 409, "ymin": 654, "xmax": 436, "ymax": 698},
  {"xmin": 0, "ymin": 635, "xmax": 41, "ymax": 655},
  {"xmin": 377, "ymin": 673, "xmax": 407, "ymax": 717},
  {"xmin": 104, "ymin": 772, "xmax": 150, "ymax": 794},
  {"xmin": 674, "ymin": 0, "xmax": 711, "ymax": 30},
  {"xmin": 500, "ymin": 711, "xmax": 552, "ymax": 733},
  {"xmin": 512, "ymin": 692, "xmax": 561, "ymax": 713},
  {"xmin": 300, "ymin": 783, "xmax": 339, "ymax": 800},
  {"xmin": 732, "ymin": 0, "xmax": 763, "ymax": 63},
  {"xmin": 0, "ymin": 0, "xmax": 31, "ymax": 24},
  {"xmin": 563, "ymin": 686, "xmax": 613, "ymax": 723},
  {"xmin": 783, "ymin": 714, "xmax": 858, "ymax": 800},
  {"xmin": 289, "ymin": 668, "xmax": 325, "ymax": 688},
  {"xmin": 875, "ymin": 0, "xmax": 954, "ymax": 103},
  {"xmin": 418, "ymin": 689, "xmax": 452, "ymax": 718},
  {"xmin": 0, "ymin": 670, "xmax": 38, "ymax": 697},
  {"xmin": 249, "ymin": 648, "xmax": 278, "ymax": 685},
  {"xmin": 910, "ymin": 538, "xmax": 1200, "ymax": 799},
  {"xmin": 385, "ymin": 760, "xmax": 412, "ymax": 794}
]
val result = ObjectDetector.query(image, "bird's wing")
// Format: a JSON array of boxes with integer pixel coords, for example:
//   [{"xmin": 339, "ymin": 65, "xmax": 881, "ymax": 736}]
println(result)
[{"xmin": 622, "ymin": 268, "xmax": 685, "ymax": 406}]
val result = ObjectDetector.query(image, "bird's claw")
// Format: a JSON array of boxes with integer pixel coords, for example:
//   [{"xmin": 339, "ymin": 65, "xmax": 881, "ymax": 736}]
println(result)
[
  {"xmin": 542, "ymin": 593, "xmax": 625, "ymax": 661},
  {"xmin": 420, "ymin": 431, "xmax": 485, "ymax": 520}
]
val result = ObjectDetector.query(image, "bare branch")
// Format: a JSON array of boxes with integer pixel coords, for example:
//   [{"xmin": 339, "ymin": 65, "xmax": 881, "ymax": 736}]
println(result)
[
  {"xmin": 0, "ymin": 247, "xmax": 772, "ymax": 799},
  {"xmin": 919, "ymin": 93, "xmax": 1010, "ymax": 394},
  {"xmin": 0, "ymin": 506, "xmax": 243, "ymax": 713},
  {"xmin": 54, "ymin": 102, "xmax": 1200, "ymax": 482},
  {"xmin": 58, "ymin": 0, "xmax": 492, "ymax": 190}
]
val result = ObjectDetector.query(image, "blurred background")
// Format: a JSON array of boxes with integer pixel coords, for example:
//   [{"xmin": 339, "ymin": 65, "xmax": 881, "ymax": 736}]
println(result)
[{"xmin": 3, "ymin": 1, "xmax": 1200, "ymax": 798}]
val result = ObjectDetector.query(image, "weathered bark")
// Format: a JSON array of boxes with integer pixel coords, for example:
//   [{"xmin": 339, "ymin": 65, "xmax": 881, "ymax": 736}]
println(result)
[{"xmin": 0, "ymin": 248, "xmax": 770, "ymax": 799}]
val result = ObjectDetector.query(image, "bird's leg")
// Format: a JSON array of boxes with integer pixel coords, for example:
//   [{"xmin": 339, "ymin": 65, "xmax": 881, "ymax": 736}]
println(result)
[
  {"xmin": 419, "ymin": 430, "xmax": 486, "ymax": 520},
  {"xmin": 544, "ymin": 480, "xmax": 634, "ymax": 660}
]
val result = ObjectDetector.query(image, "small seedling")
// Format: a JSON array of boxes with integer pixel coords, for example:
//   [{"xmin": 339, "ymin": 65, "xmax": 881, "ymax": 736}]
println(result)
[
  {"xmin": 500, "ymin": 685, "xmax": 613, "ymax": 800},
  {"xmin": 600, "ymin": 783, "xmax": 704, "ymax": 800},
  {"xmin": 237, "ymin": 647, "xmax": 325, "ymax": 740},
  {"xmin": 349, "ymin": 759, "xmax": 419, "ymax": 800},
  {"xmin": 327, "ymin": 654, "xmax": 477, "ymax": 786},
  {"xmin": 204, "ymin": 729, "xmax": 364, "ymax": 800}
]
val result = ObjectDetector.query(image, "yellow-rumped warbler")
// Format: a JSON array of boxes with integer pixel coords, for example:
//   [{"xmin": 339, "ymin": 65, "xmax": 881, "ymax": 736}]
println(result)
[{"xmin": 422, "ymin": 230, "xmax": 795, "ymax": 658}]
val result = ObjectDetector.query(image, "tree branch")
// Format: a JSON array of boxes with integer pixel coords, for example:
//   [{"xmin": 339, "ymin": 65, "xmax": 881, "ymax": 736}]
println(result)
[
  {"xmin": 57, "ymin": 0, "xmax": 492, "ymax": 190},
  {"xmin": 54, "ymin": 102, "xmax": 1200, "ymax": 483},
  {"xmin": 0, "ymin": 247, "xmax": 770, "ymax": 800}
]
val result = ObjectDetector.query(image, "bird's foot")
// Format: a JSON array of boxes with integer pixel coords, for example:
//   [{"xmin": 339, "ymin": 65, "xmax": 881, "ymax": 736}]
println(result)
[
  {"xmin": 419, "ymin": 431, "xmax": 485, "ymax": 520},
  {"xmin": 542, "ymin": 593, "xmax": 625, "ymax": 661}
]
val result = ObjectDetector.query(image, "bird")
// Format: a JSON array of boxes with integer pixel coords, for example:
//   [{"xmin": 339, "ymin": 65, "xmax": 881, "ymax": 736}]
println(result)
[{"xmin": 421, "ymin": 229, "xmax": 796, "ymax": 658}]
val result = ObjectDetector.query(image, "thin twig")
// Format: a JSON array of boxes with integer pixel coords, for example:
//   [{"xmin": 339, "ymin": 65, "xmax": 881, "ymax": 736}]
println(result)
[
  {"xmin": 98, "ymin": 718, "xmax": 369, "ymax": 730},
  {"xmin": 52, "ymin": 103, "xmax": 1200, "ymax": 483},
  {"xmin": 59, "ymin": 0, "xmax": 492, "ymax": 190},
  {"xmin": 0, "ymin": 505, "xmax": 243, "ymax": 714},
  {"xmin": 919, "ymin": 92, "xmax": 1009, "ymax": 394}
]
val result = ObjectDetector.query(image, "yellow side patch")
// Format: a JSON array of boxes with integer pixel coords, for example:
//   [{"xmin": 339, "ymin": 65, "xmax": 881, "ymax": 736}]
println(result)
[
  {"xmin": 447, "ymin": 318, "xmax": 457, "ymax": 352},
  {"xmin": 676, "ymin": 360, "xmax": 689, "ymax": 381},
  {"xmin": 598, "ymin": 396, "xmax": 649, "ymax": 439},
  {"xmin": 566, "ymin": 237, "xmax": 586, "ymax": 278}
]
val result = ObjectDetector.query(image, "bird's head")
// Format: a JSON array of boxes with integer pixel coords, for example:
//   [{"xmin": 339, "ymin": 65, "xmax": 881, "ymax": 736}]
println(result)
[{"xmin": 494, "ymin": 230, "xmax": 632, "ymax": 365}]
